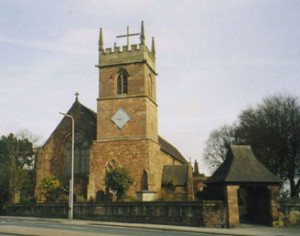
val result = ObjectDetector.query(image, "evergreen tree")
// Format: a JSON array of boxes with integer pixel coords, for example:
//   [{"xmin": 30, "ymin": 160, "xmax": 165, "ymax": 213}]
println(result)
[{"xmin": 105, "ymin": 167, "xmax": 134, "ymax": 201}]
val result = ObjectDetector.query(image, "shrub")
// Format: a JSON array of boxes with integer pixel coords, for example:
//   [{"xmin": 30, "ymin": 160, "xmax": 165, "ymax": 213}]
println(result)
[
  {"xmin": 37, "ymin": 175, "xmax": 63, "ymax": 202},
  {"xmin": 105, "ymin": 167, "xmax": 134, "ymax": 201}
]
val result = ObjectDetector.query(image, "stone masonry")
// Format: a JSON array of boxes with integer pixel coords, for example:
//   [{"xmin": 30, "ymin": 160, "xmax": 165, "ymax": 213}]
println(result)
[
  {"xmin": 225, "ymin": 185, "xmax": 240, "ymax": 227},
  {"xmin": 34, "ymin": 100, "xmax": 96, "ymax": 199},
  {"xmin": 34, "ymin": 22, "xmax": 189, "ymax": 203},
  {"xmin": 87, "ymin": 22, "xmax": 186, "ymax": 200}
]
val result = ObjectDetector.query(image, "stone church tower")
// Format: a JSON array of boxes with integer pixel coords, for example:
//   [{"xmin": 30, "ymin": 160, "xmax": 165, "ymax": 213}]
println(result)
[
  {"xmin": 87, "ymin": 22, "xmax": 178, "ymax": 200},
  {"xmin": 34, "ymin": 22, "xmax": 189, "ymax": 202}
]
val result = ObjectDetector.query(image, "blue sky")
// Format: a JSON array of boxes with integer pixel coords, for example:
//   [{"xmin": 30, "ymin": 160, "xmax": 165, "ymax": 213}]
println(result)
[{"xmin": 1, "ymin": 0, "xmax": 299, "ymax": 174}]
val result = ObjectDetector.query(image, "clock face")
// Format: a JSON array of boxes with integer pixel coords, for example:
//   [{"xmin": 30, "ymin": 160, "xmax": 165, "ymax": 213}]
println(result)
[{"xmin": 111, "ymin": 108, "xmax": 131, "ymax": 129}]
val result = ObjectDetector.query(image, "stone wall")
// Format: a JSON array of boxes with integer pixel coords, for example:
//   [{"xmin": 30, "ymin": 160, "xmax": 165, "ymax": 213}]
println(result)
[
  {"xmin": 161, "ymin": 187, "xmax": 189, "ymax": 201},
  {"xmin": 88, "ymin": 138, "xmax": 183, "ymax": 201},
  {"xmin": 225, "ymin": 185, "xmax": 239, "ymax": 227},
  {"xmin": 6, "ymin": 201, "xmax": 227, "ymax": 228},
  {"xmin": 277, "ymin": 200, "xmax": 300, "ymax": 226},
  {"xmin": 99, "ymin": 63, "xmax": 156, "ymax": 103},
  {"xmin": 96, "ymin": 97, "xmax": 158, "ymax": 141},
  {"xmin": 88, "ymin": 139, "xmax": 151, "ymax": 199}
]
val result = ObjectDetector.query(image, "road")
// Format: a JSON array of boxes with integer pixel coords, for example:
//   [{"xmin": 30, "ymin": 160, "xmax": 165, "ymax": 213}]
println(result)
[
  {"xmin": 1, "ymin": 217, "xmax": 299, "ymax": 236},
  {"xmin": 0, "ymin": 218, "xmax": 228, "ymax": 236}
]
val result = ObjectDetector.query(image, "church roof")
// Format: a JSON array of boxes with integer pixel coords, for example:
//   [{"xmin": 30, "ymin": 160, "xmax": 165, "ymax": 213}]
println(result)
[
  {"xmin": 67, "ymin": 98, "xmax": 97, "ymax": 121},
  {"xmin": 42, "ymin": 98, "xmax": 97, "ymax": 147},
  {"xmin": 158, "ymin": 136, "xmax": 188, "ymax": 164},
  {"xmin": 205, "ymin": 145, "xmax": 282, "ymax": 185},
  {"xmin": 162, "ymin": 165, "xmax": 189, "ymax": 186}
]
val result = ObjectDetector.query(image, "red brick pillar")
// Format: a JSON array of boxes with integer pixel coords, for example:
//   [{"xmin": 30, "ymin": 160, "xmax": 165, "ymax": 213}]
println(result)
[
  {"xmin": 268, "ymin": 185, "xmax": 280, "ymax": 225},
  {"xmin": 225, "ymin": 185, "xmax": 240, "ymax": 227}
]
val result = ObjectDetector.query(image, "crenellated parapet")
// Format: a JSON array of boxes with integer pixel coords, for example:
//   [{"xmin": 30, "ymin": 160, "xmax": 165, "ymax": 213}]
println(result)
[{"xmin": 97, "ymin": 21, "xmax": 156, "ymax": 73}]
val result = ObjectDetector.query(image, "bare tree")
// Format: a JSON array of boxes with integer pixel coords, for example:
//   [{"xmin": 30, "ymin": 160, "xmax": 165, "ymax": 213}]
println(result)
[
  {"xmin": 203, "ymin": 124, "xmax": 239, "ymax": 173},
  {"xmin": 237, "ymin": 94, "xmax": 300, "ymax": 199},
  {"xmin": 203, "ymin": 94, "xmax": 300, "ymax": 199}
]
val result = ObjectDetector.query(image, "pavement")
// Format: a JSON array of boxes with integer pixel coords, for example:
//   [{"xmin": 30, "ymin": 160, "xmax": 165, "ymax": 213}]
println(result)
[{"xmin": 0, "ymin": 216, "xmax": 299, "ymax": 236}]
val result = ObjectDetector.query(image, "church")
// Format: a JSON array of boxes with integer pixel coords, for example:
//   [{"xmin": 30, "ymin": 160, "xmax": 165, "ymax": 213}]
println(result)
[
  {"xmin": 34, "ymin": 22, "xmax": 198, "ymax": 202},
  {"xmin": 28, "ymin": 21, "xmax": 283, "ymax": 227}
]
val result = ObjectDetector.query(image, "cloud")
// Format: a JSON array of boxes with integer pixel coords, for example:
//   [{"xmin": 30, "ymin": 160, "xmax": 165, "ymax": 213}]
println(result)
[
  {"xmin": 0, "ymin": 28, "xmax": 98, "ymax": 55},
  {"xmin": 1, "ymin": 0, "xmax": 300, "ymax": 175}
]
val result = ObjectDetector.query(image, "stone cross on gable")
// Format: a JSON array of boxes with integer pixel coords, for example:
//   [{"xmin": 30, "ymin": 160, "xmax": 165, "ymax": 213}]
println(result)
[
  {"xmin": 75, "ymin": 92, "xmax": 80, "ymax": 101},
  {"xmin": 116, "ymin": 26, "xmax": 140, "ymax": 47}
]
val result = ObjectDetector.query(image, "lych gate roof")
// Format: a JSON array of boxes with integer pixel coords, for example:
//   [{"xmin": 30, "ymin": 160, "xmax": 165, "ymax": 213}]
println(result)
[{"xmin": 205, "ymin": 145, "xmax": 282, "ymax": 184}]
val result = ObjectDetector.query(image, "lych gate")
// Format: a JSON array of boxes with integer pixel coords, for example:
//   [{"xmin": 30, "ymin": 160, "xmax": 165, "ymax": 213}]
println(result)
[{"xmin": 205, "ymin": 145, "xmax": 282, "ymax": 227}]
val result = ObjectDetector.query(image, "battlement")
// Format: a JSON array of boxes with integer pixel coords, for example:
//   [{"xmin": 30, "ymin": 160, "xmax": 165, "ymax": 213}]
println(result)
[
  {"xmin": 97, "ymin": 21, "xmax": 156, "ymax": 72},
  {"xmin": 99, "ymin": 43, "xmax": 155, "ymax": 71}
]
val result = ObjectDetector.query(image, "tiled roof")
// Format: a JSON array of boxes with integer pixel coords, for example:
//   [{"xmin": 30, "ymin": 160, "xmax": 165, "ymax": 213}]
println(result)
[
  {"xmin": 161, "ymin": 165, "xmax": 189, "ymax": 186},
  {"xmin": 205, "ymin": 145, "xmax": 282, "ymax": 184},
  {"xmin": 67, "ymin": 99, "xmax": 97, "ymax": 120},
  {"xmin": 158, "ymin": 136, "xmax": 187, "ymax": 164}
]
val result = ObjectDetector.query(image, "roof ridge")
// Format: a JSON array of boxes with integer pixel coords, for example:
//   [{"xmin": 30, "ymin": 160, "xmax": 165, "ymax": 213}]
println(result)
[
  {"xmin": 158, "ymin": 135, "xmax": 187, "ymax": 164},
  {"xmin": 67, "ymin": 99, "xmax": 97, "ymax": 120}
]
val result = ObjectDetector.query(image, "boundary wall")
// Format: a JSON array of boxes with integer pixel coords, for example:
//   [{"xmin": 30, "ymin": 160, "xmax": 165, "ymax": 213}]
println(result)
[
  {"xmin": 278, "ymin": 200, "xmax": 300, "ymax": 226},
  {"xmin": 6, "ymin": 201, "xmax": 227, "ymax": 228}
]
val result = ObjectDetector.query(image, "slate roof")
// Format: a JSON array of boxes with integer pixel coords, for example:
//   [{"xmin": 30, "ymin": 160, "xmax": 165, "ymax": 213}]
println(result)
[
  {"xmin": 41, "ymin": 99, "xmax": 97, "ymax": 147},
  {"xmin": 205, "ymin": 145, "xmax": 282, "ymax": 184},
  {"xmin": 158, "ymin": 136, "xmax": 188, "ymax": 164},
  {"xmin": 67, "ymin": 99, "xmax": 97, "ymax": 120},
  {"xmin": 161, "ymin": 165, "xmax": 189, "ymax": 186}
]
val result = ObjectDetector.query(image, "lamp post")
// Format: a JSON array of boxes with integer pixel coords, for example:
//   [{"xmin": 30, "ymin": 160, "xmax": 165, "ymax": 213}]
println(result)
[{"xmin": 59, "ymin": 112, "xmax": 74, "ymax": 220}]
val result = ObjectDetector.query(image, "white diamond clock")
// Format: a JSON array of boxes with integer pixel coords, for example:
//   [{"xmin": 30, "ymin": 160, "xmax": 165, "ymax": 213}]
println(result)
[{"xmin": 111, "ymin": 108, "xmax": 131, "ymax": 129}]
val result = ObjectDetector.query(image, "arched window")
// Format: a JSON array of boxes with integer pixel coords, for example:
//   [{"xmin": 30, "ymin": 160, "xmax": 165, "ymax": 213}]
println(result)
[
  {"xmin": 117, "ymin": 70, "xmax": 128, "ymax": 94},
  {"xmin": 63, "ymin": 132, "xmax": 91, "ymax": 176}
]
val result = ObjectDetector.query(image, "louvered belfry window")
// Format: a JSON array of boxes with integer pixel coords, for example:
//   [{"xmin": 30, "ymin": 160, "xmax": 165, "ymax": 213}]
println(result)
[{"xmin": 117, "ymin": 70, "xmax": 128, "ymax": 94}]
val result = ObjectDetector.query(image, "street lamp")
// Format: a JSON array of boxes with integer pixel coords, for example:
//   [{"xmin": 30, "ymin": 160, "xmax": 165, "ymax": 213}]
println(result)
[{"xmin": 59, "ymin": 112, "xmax": 74, "ymax": 220}]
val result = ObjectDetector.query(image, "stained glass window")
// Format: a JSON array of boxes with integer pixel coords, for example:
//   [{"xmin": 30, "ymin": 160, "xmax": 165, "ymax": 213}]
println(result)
[{"xmin": 63, "ymin": 132, "xmax": 91, "ymax": 176}]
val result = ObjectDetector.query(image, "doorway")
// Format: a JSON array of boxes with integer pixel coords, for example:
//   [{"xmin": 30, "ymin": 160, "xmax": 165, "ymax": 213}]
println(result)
[{"xmin": 238, "ymin": 186, "xmax": 271, "ymax": 225}]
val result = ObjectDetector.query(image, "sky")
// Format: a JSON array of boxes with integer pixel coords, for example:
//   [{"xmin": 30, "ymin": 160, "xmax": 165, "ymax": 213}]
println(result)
[{"xmin": 1, "ymin": 0, "xmax": 300, "ymax": 174}]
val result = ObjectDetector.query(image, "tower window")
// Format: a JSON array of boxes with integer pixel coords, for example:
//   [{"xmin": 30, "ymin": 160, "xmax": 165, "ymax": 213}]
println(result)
[{"xmin": 117, "ymin": 70, "xmax": 128, "ymax": 94}]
